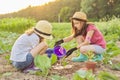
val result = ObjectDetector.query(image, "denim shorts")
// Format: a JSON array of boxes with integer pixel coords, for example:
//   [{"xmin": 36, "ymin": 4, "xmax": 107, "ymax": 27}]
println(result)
[
  {"xmin": 12, "ymin": 53, "xmax": 34, "ymax": 70},
  {"xmin": 93, "ymin": 45, "xmax": 106, "ymax": 54}
]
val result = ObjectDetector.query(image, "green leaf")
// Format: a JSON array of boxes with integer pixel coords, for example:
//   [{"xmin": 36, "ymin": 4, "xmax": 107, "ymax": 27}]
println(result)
[
  {"xmin": 51, "ymin": 54, "xmax": 57, "ymax": 65},
  {"xmin": 73, "ymin": 73, "xmax": 84, "ymax": 80},
  {"xmin": 98, "ymin": 71, "xmax": 119, "ymax": 80},
  {"xmin": 3, "ymin": 72, "xmax": 12, "ymax": 76},
  {"xmin": 50, "ymin": 75, "xmax": 67, "ymax": 80},
  {"xmin": 76, "ymin": 69, "xmax": 87, "ymax": 78},
  {"xmin": 34, "ymin": 55, "xmax": 51, "ymax": 72},
  {"xmin": 111, "ymin": 63, "xmax": 120, "ymax": 70}
]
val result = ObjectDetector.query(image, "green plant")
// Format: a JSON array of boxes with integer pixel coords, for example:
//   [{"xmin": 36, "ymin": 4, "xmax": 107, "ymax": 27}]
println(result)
[
  {"xmin": 50, "ymin": 54, "xmax": 58, "ymax": 65},
  {"xmin": 0, "ymin": 17, "xmax": 36, "ymax": 33},
  {"xmin": 73, "ymin": 69, "xmax": 96, "ymax": 80},
  {"xmin": 34, "ymin": 55, "xmax": 51, "ymax": 77},
  {"xmin": 4, "ymin": 54, "xmax": 11, "ymax": 64},
  {"xmin": 85, "ymin": 51, "xmax": 95, "ymax": 61},
  {"xmin": 98, "ymin": 71, "xmax": 119, "ymax": 80},
  {"xmin": 84, "ymin": 51, "xmax": 97, "ymax": 72},
  {"xmin": 50, "ymin": 75, "xmax": 67, "ymax": 80},
  {"xmin": 103, "ymin": 40, "xmax": 120, "ymax": 65},
  {"xmin": 111, "ymin": 63, "xmax": 120, "ymax": 70},
  {"xmin": 34, "ymin": 54, "xmax": 58, "ymax": 77},
  {"xmin": 0, "ymin": 31, "xmax": 20, "ymax": 54}
]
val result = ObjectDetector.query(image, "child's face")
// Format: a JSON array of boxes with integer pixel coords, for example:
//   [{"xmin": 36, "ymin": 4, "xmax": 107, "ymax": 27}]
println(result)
[{"xmin": 73, "ymin": 20, "xmax": 84, "ymax": 30}]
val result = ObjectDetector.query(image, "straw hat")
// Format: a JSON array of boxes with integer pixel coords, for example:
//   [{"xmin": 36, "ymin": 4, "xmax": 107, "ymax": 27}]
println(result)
[
  {"xmin": 34, "ymin": 20, "xmax": 53, "ymax": 39},
  {"xmin": 72, "ymin": 12, "xmax": 87, "ymax": 21}
]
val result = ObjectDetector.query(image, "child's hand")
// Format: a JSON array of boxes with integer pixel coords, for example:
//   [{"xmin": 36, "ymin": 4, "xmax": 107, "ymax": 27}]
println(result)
[
  {"xmin": 54, "ymin": 39, "xmax": 64, "ymax": 46},
  {"xmin": 65, "ymin": 47, "xmax": 77, "ymax": 58}
]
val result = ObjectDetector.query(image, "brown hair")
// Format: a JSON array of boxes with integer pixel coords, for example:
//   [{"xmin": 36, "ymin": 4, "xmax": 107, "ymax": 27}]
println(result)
[
  {"xmin": 71, "ymin": 19, "xmax": 88, "ymax": 38},
  {"xmin": 25, "ymin": 27, "xmax": 44, "ymax": 42}
]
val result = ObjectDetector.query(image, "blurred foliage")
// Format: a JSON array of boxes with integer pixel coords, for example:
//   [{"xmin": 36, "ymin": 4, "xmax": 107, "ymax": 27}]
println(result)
[
  {"xmin": 81, "ymin": 0, "xmax": 120, "ymax": 20},
  {"xmin": 0, "ymin": 17, "xmax": 36, "ymax": 33},
  {"xmin": 98, "ymin": 71, "xmax": 119, "ymax": 80}
]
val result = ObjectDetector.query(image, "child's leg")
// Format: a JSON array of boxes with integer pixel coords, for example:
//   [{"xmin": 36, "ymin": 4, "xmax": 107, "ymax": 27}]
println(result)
[
  {"xmin": 12, "ymin": 53, "xmax": 34, "ymax": 70},
  {"xmin": 80, "ymin": 45, "xmax": 105, "ymax": 54},
  {"xmin": 72, "ymin": 45, "xmax": 105, "ymax": 62},
  {"xmin": 80, "ymin": 45, "xmax": 105, "ymax": 61},
  {"xmin": 80, "ymin": 45, "xmax": 95, "ymax": 54},
  {"xmin": 30, "ymin": 41, "xmax": 48, "ymax": 57}
]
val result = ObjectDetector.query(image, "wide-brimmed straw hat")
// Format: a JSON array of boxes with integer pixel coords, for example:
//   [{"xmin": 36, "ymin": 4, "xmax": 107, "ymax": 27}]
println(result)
[
  {"xmin": 72, "ymin": 12, "xmax": 87, "ymax": 22},
  {"xmin": 34, "ymin": 20, "xmax": 53, "ymax": 39}
]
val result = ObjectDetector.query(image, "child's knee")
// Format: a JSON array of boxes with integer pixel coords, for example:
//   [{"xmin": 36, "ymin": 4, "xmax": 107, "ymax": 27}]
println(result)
[{"xmin": 80, "ymin": 46, "xmax": 87, "ymax": 53}]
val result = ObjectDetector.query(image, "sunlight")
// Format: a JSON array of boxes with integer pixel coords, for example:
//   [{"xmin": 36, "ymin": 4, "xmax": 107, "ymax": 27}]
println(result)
[
  {"xmin": 0, "ymin": 0, "xmax": 55, "ymax": 14},
  {"xmin": 29, "ymin": 0, "xmax": 55, "ymax": 6}
]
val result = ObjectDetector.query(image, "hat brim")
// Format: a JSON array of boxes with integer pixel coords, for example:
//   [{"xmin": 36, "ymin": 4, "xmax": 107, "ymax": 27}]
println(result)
[
  {"xmin": 34, "ymin": 30, "xmax": 53, "ymax": 40},
  {"xmin": 70, "ymin": 17, "xmax": 87, "ymax": 22}
]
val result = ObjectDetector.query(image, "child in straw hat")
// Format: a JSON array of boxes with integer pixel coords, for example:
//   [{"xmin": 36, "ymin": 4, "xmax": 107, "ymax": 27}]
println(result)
[
  {"xmin": 54, "ymin": 11, "xmax": 106, "ymax": 62},
  {"xmin": 10, "ymin": 20, "xmax": 53, "ymax": 72}
]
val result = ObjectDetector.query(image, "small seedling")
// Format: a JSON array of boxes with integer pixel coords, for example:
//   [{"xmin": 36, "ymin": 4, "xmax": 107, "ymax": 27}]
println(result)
[{"xmin": 85, "ymin": 51, "xmax": 95, "ymax": 61}]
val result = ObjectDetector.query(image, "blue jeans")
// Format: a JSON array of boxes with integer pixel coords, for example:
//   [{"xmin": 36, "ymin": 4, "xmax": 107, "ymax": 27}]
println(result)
[
  {"xmin": 93, "ymin": 45, "xmax": 106, "ymax": 54},
  {"xmin": 12, "ymin": 53, "xmax": 34, "ymax": 70}
]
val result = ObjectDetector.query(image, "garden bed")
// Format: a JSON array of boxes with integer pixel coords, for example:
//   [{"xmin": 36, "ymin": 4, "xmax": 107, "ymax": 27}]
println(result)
[{"xmin": 0, "ymin": 52, "xmax": 120, "ymax": 80}]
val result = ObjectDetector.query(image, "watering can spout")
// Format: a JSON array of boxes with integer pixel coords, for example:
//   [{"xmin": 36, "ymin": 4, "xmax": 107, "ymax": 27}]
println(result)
[{"xmin": 45, "ymin": 48, "xmax": 54, "ymax": 58}]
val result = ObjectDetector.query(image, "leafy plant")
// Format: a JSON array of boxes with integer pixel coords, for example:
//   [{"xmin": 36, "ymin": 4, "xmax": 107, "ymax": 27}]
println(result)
[
  {"xmin": 2, "ymin": 72, "xmax": 12, "ymax": 77},
  {"xmin": 103, "ymin": 40, "xmax": 120, "ymax": 65},
  {"xmin": 85, "ymin": 51, "xmax": 95, "ymax": 61},
  {"xmin": 98, "ymin": 71, "xmax": 119, "ymax": 80},
  {"xmin": 50, "ymin": 75, "xmax": 67, "ymax": 80},
  {"xmin": 73, "ymin": 69, "xmax": 96, "ymax": 80},
  {"xmin": 4, "ymin": 54, "xmax": 11, "ymax": 64},
  {"xmin": 0, "ymin": 17, "xmax": 36, "ymax": 33},
  {"xmin": 34, "ymin": 55, "xmax": 51, "ymax": 77},
  {"xmin": 0, "ymin": 31, "xmax": 19, "ymax": 54},
  {"xmin": 111, "ymin": 63, "xmax": 120, "ymax": 70},
  {"xmin": 50, "ymin": 54, "xmax": 58, "ymax": 65},
  {"xmin": 59, "ymin": 57, "xmax": 68, "ymax": 66}
]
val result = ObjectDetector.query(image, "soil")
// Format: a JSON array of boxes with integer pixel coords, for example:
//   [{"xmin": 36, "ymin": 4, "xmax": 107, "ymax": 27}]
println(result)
[{"xmin": 0, "ymin": 52, "xmax": 120, "ymax": 80}]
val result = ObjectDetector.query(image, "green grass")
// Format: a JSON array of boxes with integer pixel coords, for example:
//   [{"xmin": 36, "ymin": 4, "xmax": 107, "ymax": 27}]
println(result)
[{"xmin": 0, "ymin": 17, "xmax": 36, "ymax": 33}]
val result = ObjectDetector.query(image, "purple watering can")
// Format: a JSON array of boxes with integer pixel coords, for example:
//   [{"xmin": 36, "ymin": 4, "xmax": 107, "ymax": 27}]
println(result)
[
  {"xmin": 45, "ymin": 46, "xmax": 66, "ymax": 59},
  {"xmin": 53, "ymin": 45, "xmax": 66, "ymax": 59}
]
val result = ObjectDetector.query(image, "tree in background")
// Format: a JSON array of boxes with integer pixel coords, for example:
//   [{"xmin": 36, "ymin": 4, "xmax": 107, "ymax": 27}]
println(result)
[
  {"xmin": 81, "ymin": 0, "xmax": 108, "ymax": 20},
  {"xmin": 59, "ymin": 7, "xmax": 71, "ymax": 22},
  {"xmin": 81, "ymin": 0, "xmax": 120, "ymax": 20},
  {"xmin": 0, "ymin": 0, "xmax": 119, "ymax": 22}
]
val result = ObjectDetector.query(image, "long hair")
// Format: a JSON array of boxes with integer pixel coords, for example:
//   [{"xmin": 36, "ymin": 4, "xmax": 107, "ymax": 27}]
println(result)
[
  {"xmin": 25, "ymin": 27, "xmax": 34, "ymax": 35},
  {"xmin": 71, "ymin": 19, "xmax": 88, "ymax": 38},
  {"xmin": 25, "ymin": 27, "xmax": 44, "ymax": 42}
]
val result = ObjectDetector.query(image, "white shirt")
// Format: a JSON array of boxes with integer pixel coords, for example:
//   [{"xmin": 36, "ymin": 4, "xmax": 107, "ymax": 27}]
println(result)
[{"xmin": 10, "ymin": 33, "xmax": 39, "ymax": 62}]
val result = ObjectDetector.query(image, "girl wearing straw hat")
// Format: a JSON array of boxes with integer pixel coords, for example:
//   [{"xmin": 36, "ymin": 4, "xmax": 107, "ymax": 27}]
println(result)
[
  {"xmin": 10, "ymin": 20, "xmax": 53, "ymax": 72},
  {"xmin": 54, "ymin": 12, "xmax": 106, "ymax": 62}
]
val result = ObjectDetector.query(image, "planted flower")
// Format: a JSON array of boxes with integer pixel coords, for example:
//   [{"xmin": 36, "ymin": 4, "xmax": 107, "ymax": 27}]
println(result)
[{"xmin": 85, "ymin": 51, "xmax": 97, "ymax": 72}]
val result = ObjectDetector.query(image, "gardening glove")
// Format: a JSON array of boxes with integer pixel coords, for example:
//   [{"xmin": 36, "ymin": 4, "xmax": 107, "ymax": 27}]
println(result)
[
  {"xmin": 65, "ymin": 47, "xmax": 77, "ymax": 58},
  {"xmin": 54, "ymin": 39, "xmax": 64, "ymax": 47}
]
